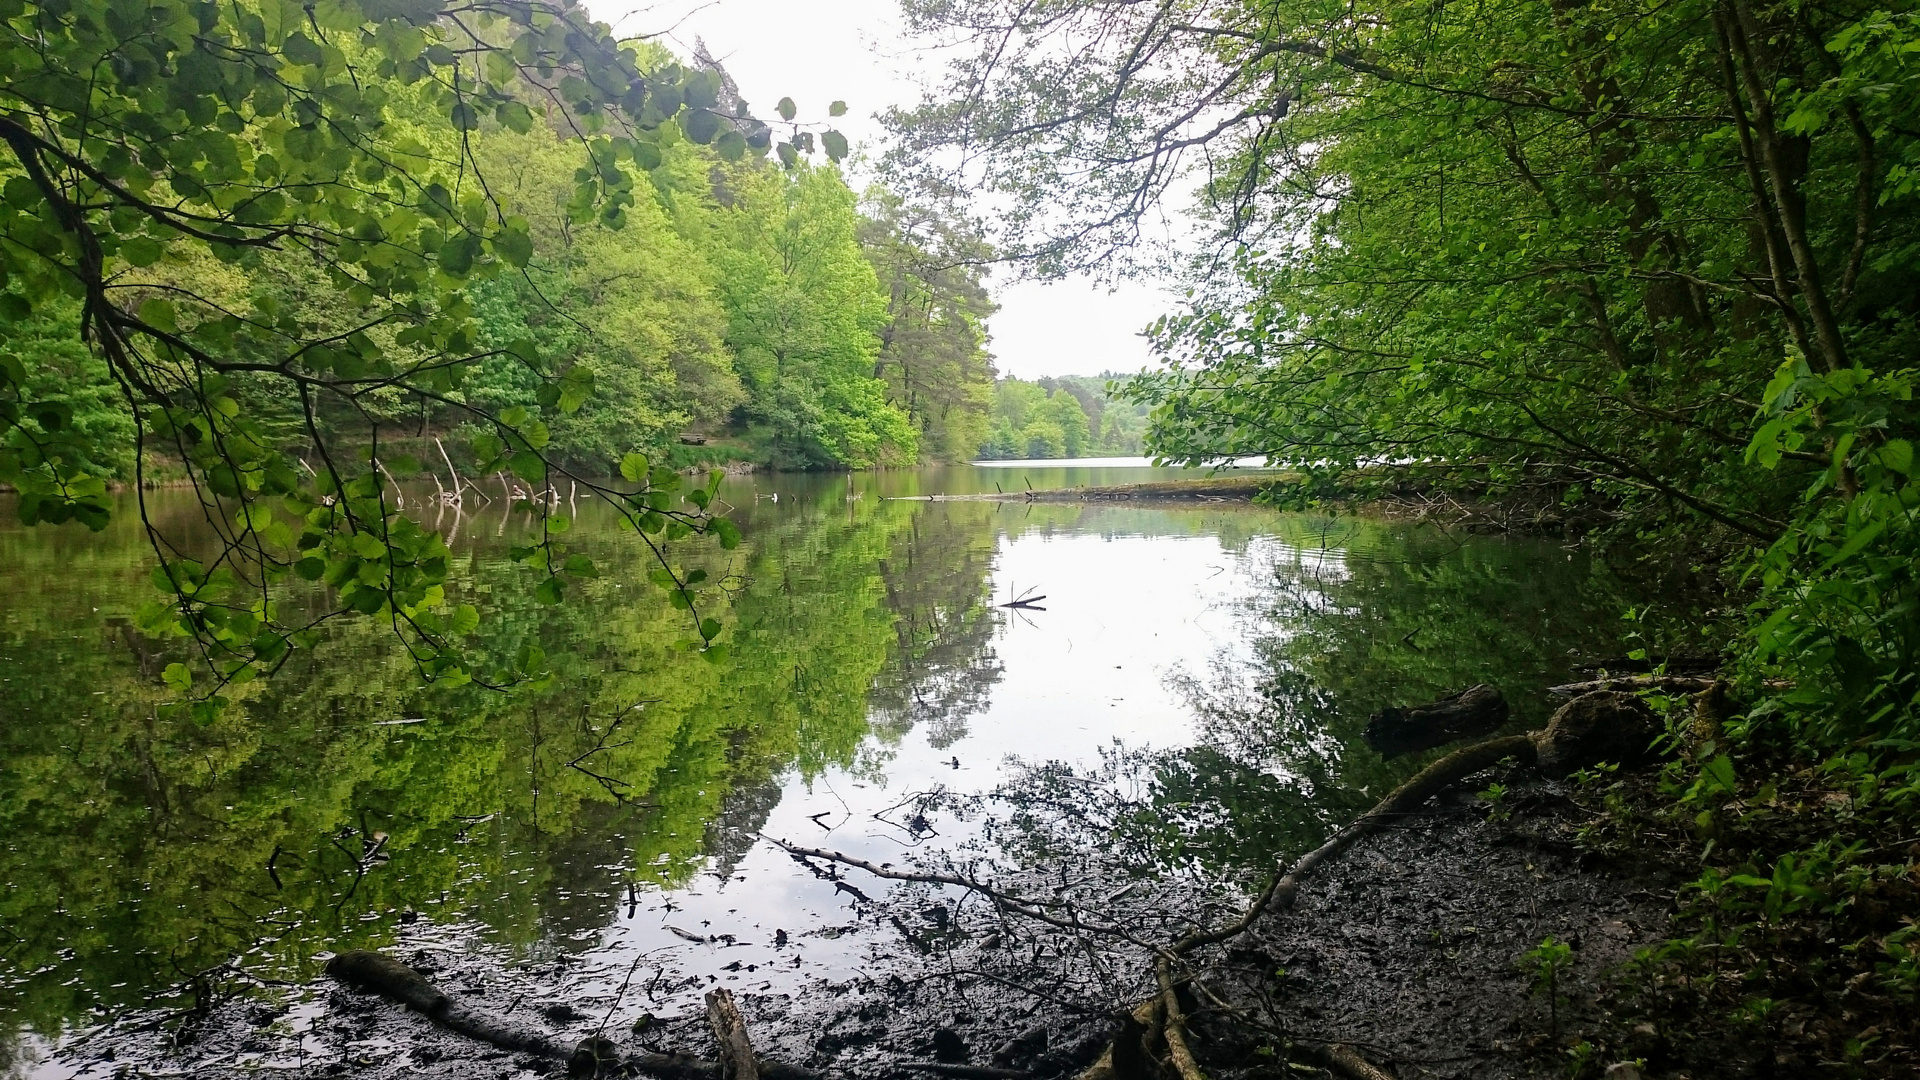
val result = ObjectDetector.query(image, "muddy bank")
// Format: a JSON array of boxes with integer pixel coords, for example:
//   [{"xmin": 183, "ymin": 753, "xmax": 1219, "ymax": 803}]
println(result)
[
  {"xmin": 1191, "ymin": 774, "xmax": 1684, "ymax": 1079},
  {"xmin": 33, "ymin": 773, "xmax": 1716, "ymax": 1080}
]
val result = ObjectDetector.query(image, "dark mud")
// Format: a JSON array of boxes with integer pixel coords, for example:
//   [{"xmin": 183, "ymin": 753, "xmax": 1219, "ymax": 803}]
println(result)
[
  {"xmin": 1190, "ymin": 775, "xmax": 1683, "ymax": 1079},
  {"xmin": 33, "ymin": 764, "xmax": 1727, "ymax": 1080}
]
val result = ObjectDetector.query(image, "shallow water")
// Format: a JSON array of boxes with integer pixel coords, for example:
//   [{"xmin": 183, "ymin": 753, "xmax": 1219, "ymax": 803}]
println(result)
[{"xmin": 0, "ymin": 464, "xmax": 1670, "ymax": 1075}]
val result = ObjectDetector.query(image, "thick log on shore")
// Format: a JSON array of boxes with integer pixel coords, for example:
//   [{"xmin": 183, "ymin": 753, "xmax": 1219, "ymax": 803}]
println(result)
[
  {"xmin": 326, "ymin": 949, "xmax": 817, "ymax": 1079},
  {"xmin": 1363, "ymin": 684, "xmax": 1510, "ymax": 758},
  {"xmin": 326, "ymin": 949, "xmax": 563, "ymax": 1057}
]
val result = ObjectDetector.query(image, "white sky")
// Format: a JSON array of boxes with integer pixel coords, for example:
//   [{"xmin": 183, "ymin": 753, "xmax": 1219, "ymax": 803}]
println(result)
[{"xmin": 593, "ymin": 0, "xmax": 1177, "ymax": 381}]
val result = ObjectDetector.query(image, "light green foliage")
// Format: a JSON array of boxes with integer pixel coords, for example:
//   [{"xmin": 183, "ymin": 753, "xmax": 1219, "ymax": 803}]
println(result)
[
  {"xmin": 0, "ymin": 484, "xmax": 942, "ymax": 1029},
  {"xmin": 1521, "ymin": 936, "xmax": 1575, "ymax": 1037},
  {"xmin": 0, "ymin": 294, "xmax": 135, "ymax": 493},
  {"xmin": 0, "ymin": 0, "xmax": 860, "ymax": 684},
  {"xmin": 709, "ymin": 162, "xmax": 916, "ymax": 468}
]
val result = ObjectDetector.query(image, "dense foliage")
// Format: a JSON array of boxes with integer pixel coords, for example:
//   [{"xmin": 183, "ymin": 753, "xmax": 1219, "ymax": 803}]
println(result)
[
  {"xmin": 0, "ymin": 482, "xmax": 985, "ymax": 1029},
  {"xmin": 891, "ymin": 0, "xmax": 1920, "ymax": 1054},
  {"xmin": 890, "ymin": 0, "xmax": 1920, "ymax": 754}
]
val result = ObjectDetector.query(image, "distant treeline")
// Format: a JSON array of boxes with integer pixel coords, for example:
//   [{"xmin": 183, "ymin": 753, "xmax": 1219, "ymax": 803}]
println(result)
[{"xmin": 977, "ymin": 375, "xmax": 1149, "ymax": 460}]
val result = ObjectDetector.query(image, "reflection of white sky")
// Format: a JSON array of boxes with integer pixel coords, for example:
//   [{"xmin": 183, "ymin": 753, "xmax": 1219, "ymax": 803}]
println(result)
[{"xmin": 570, "ymin": 518, "xmax": 1311, "ymax": 1009}]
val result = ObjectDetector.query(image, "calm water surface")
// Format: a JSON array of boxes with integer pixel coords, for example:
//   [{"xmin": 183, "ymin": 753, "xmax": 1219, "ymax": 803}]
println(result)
[{"xmin": 0, "ymin": 463, "xmax": 1666, "ymax": 1074}]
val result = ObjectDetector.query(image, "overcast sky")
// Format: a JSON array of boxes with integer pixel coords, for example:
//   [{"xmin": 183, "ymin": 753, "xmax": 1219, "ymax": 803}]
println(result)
[{"xmin": 591, "ymin": 0, "xmax": 1178, "ymax": 381}]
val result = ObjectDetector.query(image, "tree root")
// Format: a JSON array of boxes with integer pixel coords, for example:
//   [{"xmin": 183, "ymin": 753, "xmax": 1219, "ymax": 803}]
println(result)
[{"xmin": 1168, "ymin": 733, "xmax": 1538, "ymax": 957}]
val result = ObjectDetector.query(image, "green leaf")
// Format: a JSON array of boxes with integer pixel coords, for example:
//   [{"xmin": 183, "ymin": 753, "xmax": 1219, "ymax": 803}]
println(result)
[
  {"xmin": 494, "ymin": 226, "xmax": 533, "ymax": 268},
  {"xmin": 776, "ymin": 96, "xmax": 797, "ymax": 121},
  {"xmin": 534, "ymin": 576, "xmax": 563, "ymax": 604},
  {"xmin": 1818, "ymin": 518, "xmax": 1886, "ymax": 571},
  {"xmin": 450, "ymin": 603, "xmax": 480, "ymax": 635},
  {"xmin": 1878, "ymin": 438, "xmax": 1913, "ymax": 476},
  {"xmin": 509, "ymin": 450, "xmax": 545, "ymax": 484},
  {"xmin": 620, "ymin": 453, "xmax": 649, "ymax": 483},
  {"xmin": 1701, "ymin": 754, "xmax": 1738, "ymax": 796},
  {"xmin": 121, "ymin": 237, "xmax": 164, "ymax": 267},
  {"xmin": 829, "ymin": 100, "xmax": 847, "ymax": 117},
  {"xmin": 681, "ymin": 109, "xmax": 721, "ymax": 145},
  {"xmin": 822, "ymin": 129, "xmax": 848, "ymax": 161},
  {"xmin": 138, "ymin": 298, "xmax": 178, "ymax": 333},
  {"xmin": 162, "ymin": 662, "xmax": 193, "ymax": 692},
  {"xmin": 563, "ymin": 554, "xmax": 597, "ymax": 577}
]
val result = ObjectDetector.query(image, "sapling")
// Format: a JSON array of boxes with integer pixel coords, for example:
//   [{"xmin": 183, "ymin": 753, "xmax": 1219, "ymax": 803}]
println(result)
[{"xmin": 1521, "ymin": 936, "xmax": 1575, "ymax": 1039}]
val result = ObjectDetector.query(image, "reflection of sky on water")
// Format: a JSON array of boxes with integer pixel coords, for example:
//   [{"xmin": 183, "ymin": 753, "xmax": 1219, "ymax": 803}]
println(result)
[
  {"xmin": 9, "ymin": 462, "xmax": 1658, "ymax": 1077},
  {"xmin": 564, "ymin": 520, "xmax": 1297, "ymax": 1012}
]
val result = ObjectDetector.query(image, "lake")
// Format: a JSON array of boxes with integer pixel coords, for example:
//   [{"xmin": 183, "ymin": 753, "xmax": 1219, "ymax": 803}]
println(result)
[{"xmin": 0, "ymin": 463, "xmax": 1667, "ymax": 1075}]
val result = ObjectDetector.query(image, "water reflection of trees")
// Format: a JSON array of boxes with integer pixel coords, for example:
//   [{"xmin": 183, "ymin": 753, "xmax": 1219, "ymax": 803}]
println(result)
[
  {"xmin": 0, "ymin": 488, "xmax": 987, "ymax": 1033},
  {"xmin": 868, "ymin": 504, "xmax": 1004, "ymax": 748},
  {"xmin": 1074, "ymin": 517, "xmax": 1683, "ymax": 882}
]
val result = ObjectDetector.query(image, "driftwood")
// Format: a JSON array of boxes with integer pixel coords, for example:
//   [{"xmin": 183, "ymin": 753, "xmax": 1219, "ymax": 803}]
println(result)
[
  {"xmin": 1363, "ymin": 684, "xmax": 1509, "ymax": 758},
  {"xmin": 706, "ymin": 988, "xmax": 758, "ymax": 1080},
  {"xmin": 325, "ymin": 950, "xmax": 561, "ymax": 1057},
  {"xmin": 900, "ymin": 1064, "xmax": 1035, "ymax": 1079},
  {"xmin": 1549, "ymin": 675, "xmax": 1725, "ymax": 696},
  {"xmin": 326, "ymin": 949, "xmax": 817, "ymax": 1080}
]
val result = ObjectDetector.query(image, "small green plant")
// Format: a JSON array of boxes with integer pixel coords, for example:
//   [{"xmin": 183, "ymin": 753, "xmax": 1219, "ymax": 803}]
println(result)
[
  {"xmin": 1478, "ymin": 781, "xmax": 1511, "ymax": 822},
  {"xmin": 1521, "ymin": 936, "xmax": 1575, "ymax": 1038},
  {"xmin": 1567, "ymin": 761, "xmax": 1619, "ymax": 787},
  {"xmin": 1564, "ymin": 1038, "xmax": 1596, "ymax": 1077},
  {"xmin": 1878, "ymin": 920, "xmax": 1920, "ymax": 996}
]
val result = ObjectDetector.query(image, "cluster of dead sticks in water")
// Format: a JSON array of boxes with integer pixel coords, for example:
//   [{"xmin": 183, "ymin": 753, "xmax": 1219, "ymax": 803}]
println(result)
[{"xmin": 331, "ymin": 679, "xmax": 1702, "ymax": 1080}]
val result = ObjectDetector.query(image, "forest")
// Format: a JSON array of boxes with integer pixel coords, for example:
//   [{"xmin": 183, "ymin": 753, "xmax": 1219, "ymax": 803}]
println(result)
[
  {"xmin": 879, "ymin": 0, "xmax": 1920, "ymax": 1070},
  {"xmin": 1, "ymin": 34, "xmax": 999, "ymax": 484},
  {"xmin": 890, "ymin": 0, "xmax": 1920, "ymax": 775}
]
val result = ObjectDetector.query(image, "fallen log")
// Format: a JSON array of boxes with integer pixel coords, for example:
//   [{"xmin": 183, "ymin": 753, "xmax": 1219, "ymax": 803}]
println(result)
[
  {"xmin": 1548, "ymin": 675, "xmax": 1722, "ymax": 696},
  {"xmin": 899, "ymin": 1064, "xmax": 1035, "ymax": 1079},
  {"xmin": 1308, "ymin": 1043, "xmax": 1398, "ymax": 1080},
  {"xmin": 1363, "ymin": 684, "xmax": 1509, "ymax": 758},
  {"xmin": 325, "ymin": 950, "xmax": 562, "ymax": 1058},
  {"xmin": 325, "ymin": 949, "xmax": 818, "ymax": 1080}
]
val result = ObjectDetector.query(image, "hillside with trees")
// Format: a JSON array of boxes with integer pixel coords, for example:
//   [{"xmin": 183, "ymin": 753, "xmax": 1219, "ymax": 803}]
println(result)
[{"xmin": 2, "ymin": 39, "xmax": 1000, "ymax": 485}]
